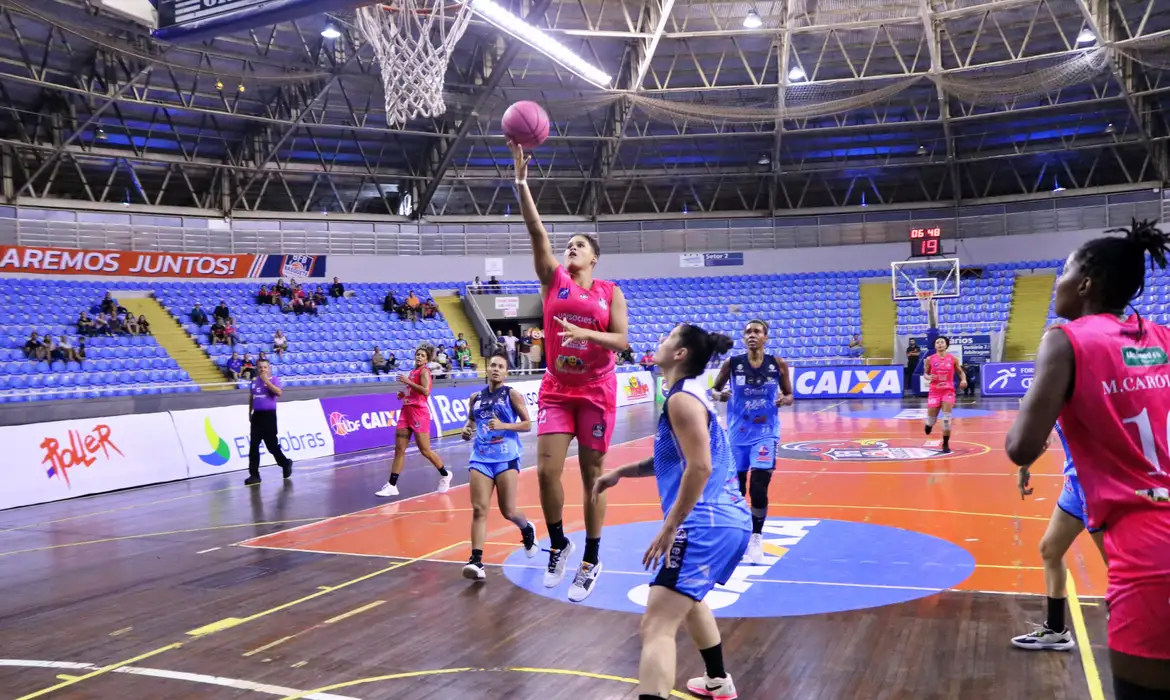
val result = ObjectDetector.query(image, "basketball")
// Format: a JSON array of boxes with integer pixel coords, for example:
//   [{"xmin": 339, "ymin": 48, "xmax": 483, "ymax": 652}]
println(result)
[{"xmin": 501, "ymin": 101, "xmax": 550, "ymax": 148}]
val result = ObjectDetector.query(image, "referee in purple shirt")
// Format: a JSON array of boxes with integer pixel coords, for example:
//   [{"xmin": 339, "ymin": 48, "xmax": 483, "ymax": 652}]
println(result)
[{"xmin": 245, "ymin": 358, "xmax": 293, "ymax": 486}]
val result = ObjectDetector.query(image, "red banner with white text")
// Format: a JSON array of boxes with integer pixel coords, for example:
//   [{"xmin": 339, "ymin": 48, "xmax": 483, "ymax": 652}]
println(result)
[{"xmin": 0, "ymin": 245, "xmax": 261, "ymax": 279}]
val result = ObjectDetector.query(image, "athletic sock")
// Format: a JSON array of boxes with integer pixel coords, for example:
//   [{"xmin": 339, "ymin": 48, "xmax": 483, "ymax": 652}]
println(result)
[
  {"xmin": 699, "ymin": 643, "xmax": 726, "ymax": 679},
  {"xmin": 583, "ymin": 537, "xmax": 601, "ymax": 565},
  {"xmin": 389, "ymin": 473, "xmax": 400, "ymax": 486},
  {"xmin": 548, "ymin": 521, "xmax": 568, "ymax": 551},
  {"xmin": 438, "ymin": 466, "xmax": 449, "ymax": 477},
  {"xmin": 736, "ymin": 471, "xmax": 748, "ymax": 496},
  {"xmin": 751, "ymin": 515, "xmax": 765, "ymax": 535},
  {"xmin": 1046, "ymin": 596, "xmax": 1066, "ymax": 632},
  {"xmin": 470, "ymin": 549, "xmax": 483, "ymax": 564},
  {"xmin": 639, "ymin": 695, "xmax": 667, "ymax": 700}
]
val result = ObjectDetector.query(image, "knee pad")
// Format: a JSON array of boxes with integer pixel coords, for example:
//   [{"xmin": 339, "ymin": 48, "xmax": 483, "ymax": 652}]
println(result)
[
  {"xmin": 925, "ymin": 414, "xmax": 938, "ymax": 427},
  {"xmin": 749, "ymin": 469, "xmax": 772, "ymax": 511},
  {"xmin": 941, "ymin": 416, "xmax": 952, "ymax": 432}
]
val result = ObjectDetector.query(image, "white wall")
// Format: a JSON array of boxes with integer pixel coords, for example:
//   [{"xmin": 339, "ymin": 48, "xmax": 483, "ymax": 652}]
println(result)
[{"xmin": 328, "ymin": 228, "xmax": 1102, "ymax": 283}]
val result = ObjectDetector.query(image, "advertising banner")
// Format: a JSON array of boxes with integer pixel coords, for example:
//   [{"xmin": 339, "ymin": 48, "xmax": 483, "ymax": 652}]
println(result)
[
  {"xmin": 980, "ymin": 362, "xmax": 1035, "ymax": 397},
  {"xmin": 680, "ymin": 252, "xmax": 745, "ymax": 268},
  {"xmin": 0, "ymin": 412, "xmax": 187, "ymax": 511},
  {"xmin": 616, "ymin": 371, "xmax": 654, "ymax": 408},
  {"xmin": 171, "ymin": 400, "xmax": 334, "ymax": 477},
  {"xmin": 791, "ymin": 365, "xmax": 904, "ymax": 399},
  {"xmin": 0, "ymin": 245, "xmax": 325, "ymax": 280},
  {"xmin": 911, "ymin": 334, "xmax": 992, "ymax": 365}
]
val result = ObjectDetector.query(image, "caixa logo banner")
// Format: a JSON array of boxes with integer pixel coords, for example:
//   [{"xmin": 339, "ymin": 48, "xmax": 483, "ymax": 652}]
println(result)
[
  {"xmin": 980, "ymin": 362, "xmax": 1035, "ymax": 397},
  {"xmin": 791, "ymin": 366, "xmax": 904, "ymax": 399}
]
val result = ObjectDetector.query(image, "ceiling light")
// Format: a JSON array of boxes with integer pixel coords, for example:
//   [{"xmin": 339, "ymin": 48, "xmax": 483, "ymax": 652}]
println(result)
[
  {"xmin": 788, "ymin": 66, "xmax": 806, "ymax": 81},
  {"xmin": 917, "ymin": 144, "xmax": 927, "ymax": 155},
  {"xmin": 321, "ymin": 24, "xmax": 341, "ymax": 40},
  {"xmin": 1077, "ymin": 28, "xmax": 1095, "ymax": 43},
  {"xmin": 470, "ymin": 0, "xmax": 611, "ymax": 87},
  {"xmin": 758, "ymin": 153, "xmax": 771, "ymax": 165},
  {"xmin": 743, "ymin": 10, "xmax": 763, "ymax": 29},
  {"xmin": 1053, "ymin": 179, "xmax": 1066, "ymax": 193},
  {"xmin": 1104, "ymin": 122, "xmax": 1115, "ymax": 134}
]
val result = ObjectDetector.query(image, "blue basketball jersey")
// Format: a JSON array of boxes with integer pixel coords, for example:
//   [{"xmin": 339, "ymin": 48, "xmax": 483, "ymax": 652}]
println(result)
[
  {"xmin": 470, "ymin": 385, "xmax": 523, "ymax": 464},
  {"xmin": 655, "ymin": 378, "xmax": 751, "ymax": 531},
  {"xmin": 1054, "ymin": 421, "xmax": 1076, "ymax": 478},
  {"xmin": 726, "ymin": 354, "xmax": 782, "ymax": 446}
]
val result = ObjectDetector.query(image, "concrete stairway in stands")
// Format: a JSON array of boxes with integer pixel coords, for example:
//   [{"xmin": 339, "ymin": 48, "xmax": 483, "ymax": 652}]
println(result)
[
  {"xmin": 119, "ymin": 297, "xmax": 231, "ymax": 390},
  {"xmin": 1004, "ymin": 273, "xmax": 1057, "ymax": 361}
]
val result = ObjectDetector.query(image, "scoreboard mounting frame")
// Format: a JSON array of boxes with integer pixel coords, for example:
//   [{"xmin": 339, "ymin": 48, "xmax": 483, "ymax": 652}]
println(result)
[{"xmin": 909, "ymin": 226, "xmax": 944, "ymax": 258}]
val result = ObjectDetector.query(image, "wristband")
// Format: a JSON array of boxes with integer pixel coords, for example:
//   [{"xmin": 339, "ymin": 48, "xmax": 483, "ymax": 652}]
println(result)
[{"xmin": 514, "ymin": 179, "xmax": 528, "ymax": 186}]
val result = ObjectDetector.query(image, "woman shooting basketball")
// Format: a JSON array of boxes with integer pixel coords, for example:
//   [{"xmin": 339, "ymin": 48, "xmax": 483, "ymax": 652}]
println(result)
[
  {"xmin": 923, "ymin": 336, "xmax": 967, "ymax": 453},
  {"xmin": 510, "ymin": 140, "xmax": 629, "ymax": 603},
  {"xmin": 1006, "ymin": 220, "xmax": 1170, "ymax": 699},
  {"xmin": 375, "ymin": 344, "xmax": 452, "ymax": 498}
]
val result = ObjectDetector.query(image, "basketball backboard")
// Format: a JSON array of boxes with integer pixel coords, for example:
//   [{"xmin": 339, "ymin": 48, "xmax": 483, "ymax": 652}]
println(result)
[
  {"xmin": 154, "ymin": 0, "xmax": 361, "ymax": 42},
  {"xmin": 891, "ymin": 258, "xmax": 961, "ymax": 301}
]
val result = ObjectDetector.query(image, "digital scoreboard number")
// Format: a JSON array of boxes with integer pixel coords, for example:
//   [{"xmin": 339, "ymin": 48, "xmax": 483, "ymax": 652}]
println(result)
[{"xmin": 909, "ymin": 227, "xmax": 943, "ymax": 257}]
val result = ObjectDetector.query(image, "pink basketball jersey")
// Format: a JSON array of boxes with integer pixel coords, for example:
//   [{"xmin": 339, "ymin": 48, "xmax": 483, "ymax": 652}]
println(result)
[
  {"xmin": 542, "ymin": 265, "xmax": 616, "ymax": 387},
  {"xmin": 403, "ymin": 366, "xmax": 429, "ymax": 409},
  {"xmin": 927, "ymin": 353, "xmax": 957, "ymax": 391},
  {"xmin": 1058, "ymin": 313, "xmax": 1170, "ymax": 529}
]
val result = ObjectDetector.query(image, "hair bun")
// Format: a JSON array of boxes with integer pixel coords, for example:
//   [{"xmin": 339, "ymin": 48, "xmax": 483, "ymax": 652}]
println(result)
[{"xmin": 711, "ymin": 333, "xmax": 735, "ymax": 355}]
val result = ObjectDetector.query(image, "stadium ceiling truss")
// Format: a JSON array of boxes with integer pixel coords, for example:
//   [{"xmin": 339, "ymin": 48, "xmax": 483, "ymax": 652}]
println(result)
[{"xmin": 0, "ymin": 0, "xmax": 1168, "ymax": 218}]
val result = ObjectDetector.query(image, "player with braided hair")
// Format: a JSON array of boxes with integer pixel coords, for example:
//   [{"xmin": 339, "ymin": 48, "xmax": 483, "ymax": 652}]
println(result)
[
  {"xmin": 376, "ymin": 343, "xmax": 452, "ymax": 498},
  {"xmin": 1007, "ymin": 220, "xmax": 1170, "ymax": 699}
]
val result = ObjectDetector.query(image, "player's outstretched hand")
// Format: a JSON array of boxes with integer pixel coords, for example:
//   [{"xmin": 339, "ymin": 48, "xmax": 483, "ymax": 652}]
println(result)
[
  {"xmin": 1017, "ymin": 466, "xmax": 1034, "ymax": 499},
  {"xmin": 508, "ymin": 140, "xmax": 529, "ymax": 180},
  {"xmin": 592, "ymin": 470, "xmax": 621, "ymax": 502},
  {"xmin": 643, "ymin": 525, "xmax": 675, "ymax": 571}
]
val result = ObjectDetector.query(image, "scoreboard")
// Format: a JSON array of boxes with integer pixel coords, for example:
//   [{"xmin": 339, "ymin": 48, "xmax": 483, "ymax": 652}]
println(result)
[{"xmin": 909, "ymin": 226, "xmax": 943, "ymax": 257}]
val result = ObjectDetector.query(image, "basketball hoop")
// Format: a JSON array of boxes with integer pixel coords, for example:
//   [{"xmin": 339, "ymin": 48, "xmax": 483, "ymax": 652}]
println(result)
[
  {"xmin": 355, "ymin": 0, "xmax": 473, "ymax": 126},
  {"xmin": 916, "ymin": 290, "xmax": 935, "ymax": 313}
]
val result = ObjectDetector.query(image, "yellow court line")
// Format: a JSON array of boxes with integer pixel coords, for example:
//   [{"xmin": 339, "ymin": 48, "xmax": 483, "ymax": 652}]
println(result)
[
  {"xmin": 273, "ymin": 666, "xmax": 698, "ymax": 700},
  {"xmin": 14, "ymin": 643, "xmax": 183, "ymax": 700},
  {"xmin": 1067, "ymin": 574, "xmax": 1107, "ymax": 700},
  {"xmin": 322, "ymin": 600, "xmax": 385, "ymax": 625}
]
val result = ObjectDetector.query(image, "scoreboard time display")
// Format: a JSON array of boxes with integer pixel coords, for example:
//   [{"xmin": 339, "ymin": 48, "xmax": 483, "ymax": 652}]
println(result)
[{"xmin": 909, "ymin": 226, "xmax": 943, "ymax": 257}]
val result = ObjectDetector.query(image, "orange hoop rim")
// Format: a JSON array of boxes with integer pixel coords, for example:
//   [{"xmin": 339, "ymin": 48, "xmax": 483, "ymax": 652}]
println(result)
[{"xmin": 375, "ymin": 1, "xmax": 465, "ymax": 14}]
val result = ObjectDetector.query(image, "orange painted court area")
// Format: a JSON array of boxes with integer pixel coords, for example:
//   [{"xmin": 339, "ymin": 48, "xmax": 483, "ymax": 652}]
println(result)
[{"xmin": 241, "ymin": 408, "xmax": 1108, "ymax": 598}]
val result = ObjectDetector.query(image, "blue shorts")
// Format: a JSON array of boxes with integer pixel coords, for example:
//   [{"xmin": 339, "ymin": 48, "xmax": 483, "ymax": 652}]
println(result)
[
  {"xmin": 469, "ymin": 459, "xmax": 520, "ymax": 480},
  {"xmin": 1057, "ymin": 474, "xmax": 1101, "ymax": 533},
  {"xmin": 651, "ymin": 526, "xmax": 751, "ymax": 602},
  {"xmin": 731, "ymin": 439, "xmax": 777, "ymax": 473}
]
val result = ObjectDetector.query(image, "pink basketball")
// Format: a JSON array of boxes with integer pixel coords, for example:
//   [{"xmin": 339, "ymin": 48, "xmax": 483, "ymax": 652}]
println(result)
[{"xmin": 501, "ymin": 101, "xmax": 550, "ymax": 149}]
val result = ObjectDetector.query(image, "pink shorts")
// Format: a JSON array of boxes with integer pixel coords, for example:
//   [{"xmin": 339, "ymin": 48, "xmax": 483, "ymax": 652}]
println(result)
[
  {"xmin": 1103, "ymin": 509, "xmax": 1170, "ymax": 659},
  {"xmin": 397, "ymin": 404, "xmax": 431, "ymax": 435},
  {"xmin": 537, "ymin": 372, "xmax": 617, "ymax": 453},
  {"xmin": 927, "ymin": 388, "xmax": 956, "ymax": 409}
]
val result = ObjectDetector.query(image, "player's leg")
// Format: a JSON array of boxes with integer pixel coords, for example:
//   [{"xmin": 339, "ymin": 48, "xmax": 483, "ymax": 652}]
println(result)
[
  {"xmin": 414, "ymin": 430, "xmax": 452, "ymax": 492},
  {"xmin": 939, "ymin": 397, "xmax": 955, "ymax": 452},
  {"xmin": 924, "ymin": 399, "xmax": 941, "ymax": 436},
  {"xmin": 536, "ymin": 398, "xmax": 576, "ymax": 587},
  {"xmin": 682, "ymin": 528, "xmax": 748, "ymax": 699},
  {"xmin": 732, "ymin": 444, "xmax": 750, "ymax": 497},
  {"xmin": 683, "ymin": 603, "xmax": 737, "ymax": 700},
  {"xmin": 495, "ymin": 461, "xmax": 538, "ymax": 557},
  {"xmin": 375, "ymin": 428, "xmax": 412, "ymax": 497},
  {"xmin": 1012, "ymin": 499, "xmax": 1083, "ymax": 650},
  {"xmin": 743, "ymin": 441, "xmax": 775, "ymax": 564},
  {"xmin": 568, "ymin": 389, "xmax": 615, "ymax": 602},
  {"xmin": 464, "ymin": 467, "xmax": 495, "ymax": 580},
  {"xmin": 638, "ymin": 585, "xmax": 697, "ymax": 700}
]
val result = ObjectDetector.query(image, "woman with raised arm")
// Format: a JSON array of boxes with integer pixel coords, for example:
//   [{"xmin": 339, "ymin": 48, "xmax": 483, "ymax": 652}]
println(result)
[{"xmin": 510, "ymin": 141, "xmax": 629, "ymax": 603}]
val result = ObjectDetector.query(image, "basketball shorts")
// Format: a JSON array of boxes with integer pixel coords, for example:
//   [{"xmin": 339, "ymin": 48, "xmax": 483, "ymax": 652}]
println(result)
[
  {"xmin": 927, "ymin": 388, "xmax": 956, "ymax": 409},
  {"xmin": 469, "ymin": 459, "xmax": 520, "ymax": 480},
  {"xmin": 537, "ymin": 372, "xmax": 617, "ymax": 453},
  {"xmin": 651, "ymin": 525, "xmax": 751, "ymax": 603},
  {"xmin": 1056, "ymin": 474, "xmax": 1100, "ymax": 533},
  {"xmin": 731, "ymin": 439, "xmax": 777, "ymax": 473},
  {"xmin": 397, "ymin": 405, "xmax": 430, "ymax": 434},
  {"xmin": 1103, "ymin": 509, "xmax": 1170, "ymax": 659}
]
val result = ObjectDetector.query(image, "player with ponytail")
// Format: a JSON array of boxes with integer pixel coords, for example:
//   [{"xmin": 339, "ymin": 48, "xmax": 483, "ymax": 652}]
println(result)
[
  {"xmin": 1007, "ymin": 220, "xmax": 1170, "ymax": 698},
  {"xmin": 593, "ymin": 324, "xmax": 751, "ymax": 700}
]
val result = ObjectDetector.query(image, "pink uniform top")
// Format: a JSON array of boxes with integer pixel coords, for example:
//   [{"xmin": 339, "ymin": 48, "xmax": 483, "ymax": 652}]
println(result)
[
  {"xmin": 542, "ymin": 265, "xmax": 616, "ymax": 387},
  {"xmin": 403, "ymin": 366, "xmax": 430, "ymax": 409},
  {"xmin": 926, "ymin": 353, "xmax": 957, "ymax": 392},
  {"xmin": 1058, "ymin": 313, "xmax": 1170, "ymax": 530}
]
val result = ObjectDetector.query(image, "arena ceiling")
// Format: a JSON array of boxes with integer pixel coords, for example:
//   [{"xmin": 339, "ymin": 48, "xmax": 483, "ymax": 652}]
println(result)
[{"xmin": 0, "ymin": 0, "xmax": 1168, "ymax": 218}]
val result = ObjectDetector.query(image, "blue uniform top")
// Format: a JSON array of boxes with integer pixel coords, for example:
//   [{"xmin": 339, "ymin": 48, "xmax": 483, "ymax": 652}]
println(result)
[
  {"xmin": 470, "ymin": 384, "xmax": 523, "ymax": 464},
  {"xmin": 655, "ymin": 377, "xmax": 752, "ymax": 531},
  {"xmin": 1054, "ymin": 421, "xmax": 1076, "ymax": 478},
  {"xmin": 726, "ymin": 354, "xmax": 782, "ymax": 446}
]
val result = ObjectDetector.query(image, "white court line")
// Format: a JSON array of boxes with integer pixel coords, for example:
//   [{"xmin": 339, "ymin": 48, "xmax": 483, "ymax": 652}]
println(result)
[
  {"xmin": 0, "ymin": 660, "xmax": 360, "ymax": 700},
  {"xmin": 196, "ymin": 547, "xmax": 220, "ymax": 554}
]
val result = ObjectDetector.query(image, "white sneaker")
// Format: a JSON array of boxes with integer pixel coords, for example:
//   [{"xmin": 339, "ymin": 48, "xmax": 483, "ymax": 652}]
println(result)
[
  {"xmin": 1011, "ymin": 624, "xmax": 1075, "ymax": 651},
  {"xmin": 375, "ymin": 482, "xmax": 399, "ymax": 498},
  {"xmin": 686, "ymin": 673, "xmax": 738, "ymax": 699},
  {"xmin": 521, "ymin": 522, "xmax": 539, "ymax": 558},
  {"xmin": 462, "ymin": 560, "xmax": 486, "ymax": 581},
  {"xmin": 567, "ymin": 561, "xmax": 602, "ymax": 602},
  {"xmin": 542, "ymin": 539, "xmax": 575, "ymax": 588},
  {"xmin": 746, "ymin": 533, "xmax": 764, "ymax": 564},
  {"xmin": 437, "ymin": 472, "xmax": 453, "ymax": 493}
]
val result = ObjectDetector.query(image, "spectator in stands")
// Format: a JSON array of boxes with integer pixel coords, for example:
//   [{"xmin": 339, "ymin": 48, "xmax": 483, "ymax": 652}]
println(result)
[
  {"xmin": 303, "ymin": 293, "xmax": 318, "ymax": 315},
  {"xmin": 257, "ymin": 285, "xmax": 275, "ymax": 305},
  {"xmin": 849, "ymin": 334, "xmax": 865, "ymax": 357},
  {"xmin": 640, "ymin": 348, "xmax": 656, "ymax": 371},
  {"xmin": 421, "ymin": 298, "xmax": 438, "ymax": 319},
  {"xmin": 100, "ymin": 292, "xmax": 117, "ymax": 316},
  {"xmin": 210, "ymin": 319, "xmax": 228, "ymax": 346},
  {"xmin": 331, "ymin": 277, "xmax": 345, "ymax": 298},
  {"xmin": 905, "ymin": 339, "xmax": 922, "ymax": 393},
  {"xmin": 434, "ymin": 345, "xmax": 450, "ymax": 375},
  {"xmin": 618, "ymin": 346, "xmax": 635, "ymax": 365},
  {"xmin": 225, "ymin": 317, "xmax": 239, "ymax": 346},
  {"xmin": 92, "ymin": 313, "xmax": 112, "ymax": 336},
  {"xmin": 383, "ymin": 291, "xmax": 397, "ymax": 313},
  {"xmin": 384, "ymin": 349, "xmax": 397, "ymax": 370},
  {"xmin": 77, "ymin": 312, "xmax": 96, "ymax": 336},
  {"xmin": 455, "ymin": 343, "xmax": 473, "ymax": 370},
  {"xmin": 502, "ymin": 329, "xmax": 518, "ymax": 367},
  {"xmin": 312, "ymin": 286, "xmax": 328, "ymax": 307},
  {"xmin": 191, "ymin": 302, "xmax": 208, "ymax": 327},
  {"xmin": 107, "ymin": 313, "xmax": 126, "ymax": 335},
  {"xmin": 278, "ymin": 295, "xmax": 294, "ymax": 314},
  {"xmin": 75, "ymin": 338, "xmax": 86, "ymax": 363},
  {"xmin": 214, "ymin": 300, "xmax": 230, "ymax": 323},
  {"xmin": 469, "ymin": 276, "xmax": 482, "ymax": 294},
  {"xmin": 487, "ymin": 276, "xmax": 500, "ymax": 293},
  {"xmin": 23, "ymin": 332, "xmax": 46, "ymax": 361},
  {"xmin": 274, "ymin": 278, "xmax": 289, "ymax": 298},
  {"xmin": 241, "ymin": 353, "xmax": 256, "ymax": 380},
  {"xmin": 137, "ymin": 314, "xmax": 151, "ymax": 335},
  {"xmin": 962, "ymin": 361, "xmax": 978, "ymax": 397},
  {"xmin": 124, "ymin": 314, "xmax": 140, "ymax": 335},
  {"xmin": 226, "ymin": 351, "xmax": 244, "ymax": 381},
  {"xmin": 272, "ymin": 330, "xmax": 288, "ymax": 357},
  {"xmin": 405, "ymin": 291, "xmax": 420, "ymax": 318},
  {"xmin": 372, "ymin": 346, "xmax": 389, "ymax": 375}
]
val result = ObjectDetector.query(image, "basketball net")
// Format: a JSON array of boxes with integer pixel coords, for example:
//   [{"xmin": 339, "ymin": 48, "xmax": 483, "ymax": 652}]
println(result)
[
  {"xmin": 917, "ymin": 290, "xmax": 939, "ymax": 327},
  {"xmin": 355, "ymin": 1, "xmax": 473, "ymax": 126}
]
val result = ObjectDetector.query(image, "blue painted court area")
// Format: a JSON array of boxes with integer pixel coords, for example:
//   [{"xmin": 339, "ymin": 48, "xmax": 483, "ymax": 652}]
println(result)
[
  {"xmin": 503, "ymin": 518, "xmax": 976, "ymax": 617},
  {"xmin": 841, "ymin": 406, "xmax": 997, "ymax": 420}
]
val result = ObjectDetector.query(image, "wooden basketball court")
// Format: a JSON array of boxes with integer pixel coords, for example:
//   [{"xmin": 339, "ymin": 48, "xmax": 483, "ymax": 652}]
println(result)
[{"xmin": 0, "ymin": 399, "xmax": 1112, "ymax": 699}]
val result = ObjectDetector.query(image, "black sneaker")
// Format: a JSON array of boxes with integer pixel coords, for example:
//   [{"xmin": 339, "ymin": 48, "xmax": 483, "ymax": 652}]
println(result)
[
  {"xmin": 244, "ymin": 475, "xmax": 261, "ymax": 486},
  {"xmin": 521, "ymin": 523, "xmax": 538, "ymax": 558},
  {"xmin": 282, "ymin": 461, "xmax": 293, "ymax": 479},
  {"xmin": 924, "ymin": 423, "xmax": 933, "ymax": 435},
  {"xmin": 462, "ymin": 559, "xmax": 486, "ymax": 581}
]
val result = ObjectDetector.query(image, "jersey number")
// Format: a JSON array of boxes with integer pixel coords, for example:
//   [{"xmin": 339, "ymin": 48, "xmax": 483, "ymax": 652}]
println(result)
[{"xmin": 1121, "ymin": 407, "xmax": 1170, "ymax": 476}]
